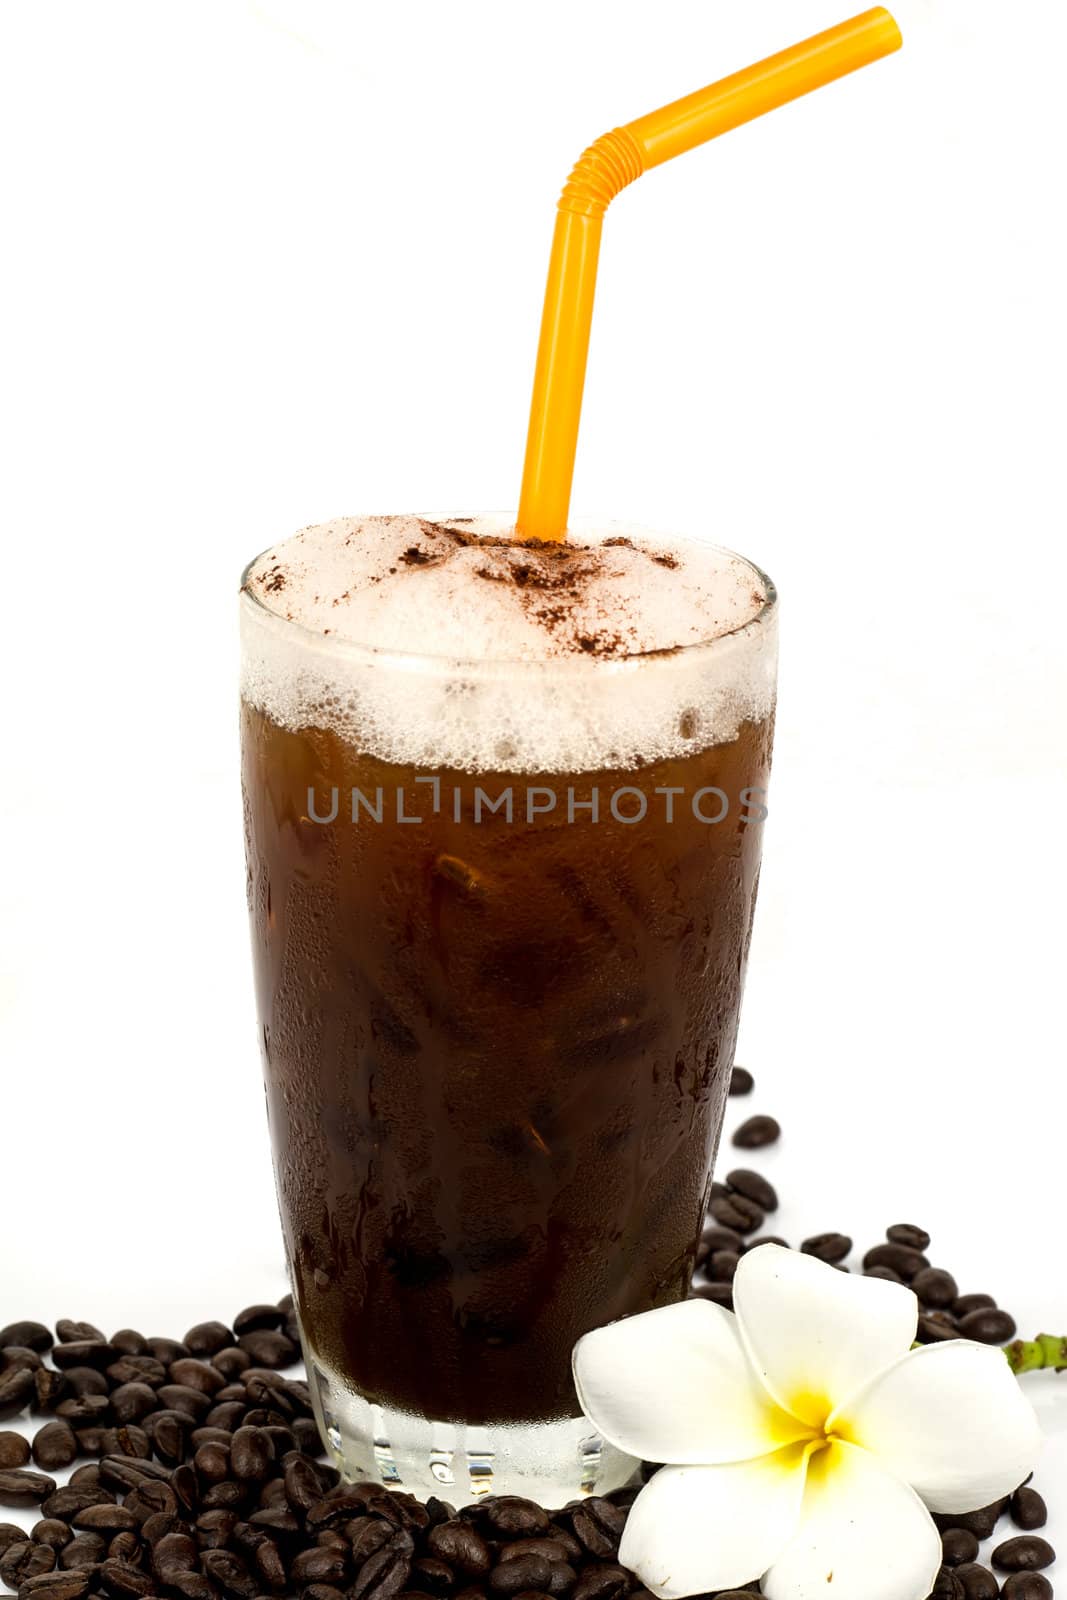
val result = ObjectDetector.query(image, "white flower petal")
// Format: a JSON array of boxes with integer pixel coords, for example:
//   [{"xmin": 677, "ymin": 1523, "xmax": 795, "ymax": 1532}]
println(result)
[
  {"xmin": 573, "ymin": 1297, "xmax": 811, "ymax": 1464},
  {"xmin": 833, "ymin": 1340, "xmax": 1042, "ymax": 1513},
  {"xmin": 763, "ymin": 1441, "xmax": 942, "ymax": 1600},
  {"xmin": 620, "ymin": 1446, "xmax": 812, "ymax": 1599},
  {"xmin": 733, "ymin": 1245, "xmax": 917, "ymax": 1425}
]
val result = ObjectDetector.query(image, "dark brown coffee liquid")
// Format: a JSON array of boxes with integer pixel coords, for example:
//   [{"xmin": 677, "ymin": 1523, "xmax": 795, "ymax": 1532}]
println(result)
[{"xmin": 241, "ymin": 705, "xmax": 771, "ymax": 1426}]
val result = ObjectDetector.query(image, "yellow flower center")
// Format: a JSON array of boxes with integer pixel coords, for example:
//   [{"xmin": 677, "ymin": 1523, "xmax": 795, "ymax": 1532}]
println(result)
[{"xmin": 785, "ymin": 1392, "xmax": 849, "ymax": 1453}]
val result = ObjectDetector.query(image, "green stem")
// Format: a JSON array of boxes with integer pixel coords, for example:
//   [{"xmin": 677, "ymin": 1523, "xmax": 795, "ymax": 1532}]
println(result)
[{"xmin": 1005, "ymin": 1333, "xmax": 1067, "ymax": 1375}]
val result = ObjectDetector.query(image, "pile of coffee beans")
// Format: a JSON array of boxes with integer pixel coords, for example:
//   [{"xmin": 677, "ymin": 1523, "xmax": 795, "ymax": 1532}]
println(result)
[
  {"xmin": 0, "ymin": 1311, "xmax": 653, "ymax": 1600},
  {"xmin": 0, "ymin": 1064, "xmax": 1056, "ymax": 1600}
]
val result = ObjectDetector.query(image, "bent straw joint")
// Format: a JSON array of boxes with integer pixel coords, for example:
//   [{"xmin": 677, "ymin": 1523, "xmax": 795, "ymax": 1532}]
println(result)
[
  {"xmin": 560, "ymin": 127, "xmax": 646, "ymax": 218},
  {"xmin": 516, "ymin": 7, "xmax": 902, "ymax": 542}
]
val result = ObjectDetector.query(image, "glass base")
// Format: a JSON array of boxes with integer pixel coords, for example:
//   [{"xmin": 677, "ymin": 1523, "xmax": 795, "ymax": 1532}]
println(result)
[{"xmin": 307, "ymin": 1356, "xmax": 639, "ymax": 1505}]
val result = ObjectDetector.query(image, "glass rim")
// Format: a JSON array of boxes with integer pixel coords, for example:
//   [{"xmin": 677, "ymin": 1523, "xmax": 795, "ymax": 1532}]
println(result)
[{"xmin": 239, "ymin": 521, "xmax": 778, "ymax": 681}]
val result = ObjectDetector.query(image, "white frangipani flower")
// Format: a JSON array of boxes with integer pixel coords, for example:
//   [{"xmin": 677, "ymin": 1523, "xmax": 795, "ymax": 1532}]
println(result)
[{"xmin": 573, "ymin": 1245, "xmax": 1041, "ymax": 1600}]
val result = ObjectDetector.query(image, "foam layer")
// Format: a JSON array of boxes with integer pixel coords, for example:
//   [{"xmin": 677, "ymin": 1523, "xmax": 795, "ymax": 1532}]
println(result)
[{"xmin": 240, "ymin": 515, "xmax": 777, "ymax": 773}]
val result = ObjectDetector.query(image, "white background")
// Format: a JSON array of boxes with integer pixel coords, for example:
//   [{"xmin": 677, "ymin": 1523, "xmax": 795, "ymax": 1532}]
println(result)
[{"xmin": 1, "ymin": 0, "xmax": 1064, "ymax": 1551}]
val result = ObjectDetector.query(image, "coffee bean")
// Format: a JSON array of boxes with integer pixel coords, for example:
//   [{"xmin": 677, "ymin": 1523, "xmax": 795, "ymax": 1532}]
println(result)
[
  {"xmin": 498, "ymin": 1542, "xmax": 571, "ymax": 1567},
  {"xmin": 570, "ymin": 1501, "xmax": 625, "ymax": 1560},
  {"xmin": 958, "ymin": 1309, "xmax": 1017, "ymax": 1344},
  {"xmin": 210, "ymin": 1349, "xmax": 250, "ymax": 1383},
  {"xmin": 201, "ymin": 1548, "xmax": 259, "ymax": 1598},
  {"xmin": 1010, "ymin": 1488, "xmax": 1047, "ymax": 1531},
  {"xmin": 570, "ymin": 1566, "xmax": 630, "ymax": 1600},
  {"xmin": 235, "ymin": 1331, "xmax": 296, "ymax": 1369},
  {"xmin": 232, "ymin": 1307, "xmax": 286, "ymax": 1338},
  {"xmin": 545, "ymin": 1529, "xmax": 583, "ymax": 1564},
  {"xmin": 887, "ymin": 1224, "xmax": 931, "ymax": 1251},
  {"xmin": 147, "ymin": 1411, "xmax": 188, "ymax": 1467},
  {"xmin": 59, "ymin": 1534, "xmax": 106, "ymax": 1572},
  {"xmin": 292, "ymin": 1427, "xmax": 326, "ymax": 1465},
  {"xmin": 201, "ymin": 1481, "xmax": 248, "ymax": 1512},
  {"xmin": 698, "ymin": 1225, "xmax": 744, "ymax": 1259},
  {"xmin": 953, "ymin": 1295, "xmax": 997, "ymax": 1318},
  {"xmin": 253, "ymin": 1534, "xmax": 286, "ymax": 1589},
  {"xmin": 139, "ymin": 1512, "xmax": 179, "ymax": 1546},
  {"xmin": 230, "ymin": 1428, "xmax": 273, "ymax": 1483},
  {"xmin": 51, "ymin": 1343, "xmax": 118, "ymax": 1373},
  {"xmin": 352, "ymin": 1545, "xmax": 413, "ymax": 1600},
  {"xmin": 991, "ymin": 1538, "xmax": 1055, "ymax": 1573},
  {"xmin": 183, "ymin": 1326, "xmax": 233, "ymax": 1360},
  {"xmin": 31, "ymin": 1522, "xmax": 73, "ymax": 1553},
  {"xmin": 303, "ymin": 1588, "xmax": 348, "ymax": 1600},
  {"xmin": 55, "ymin": 1395, "xmax": 110, "ymax": 1424},
  {"xmin": 744, "ymin": 1236, "xmax": 790, "ymax": 1251},
  {"xmin": 1001, "ymin": 1577, "xmax": 1054, "ymax": 1600},
  {"xmin": 954, "ymin": 1564, "xmax": 999, "ymax": 1600},
  {"xmin": 109, "ymin": 1384, "xmax": 160, "ymax": 1425},
  {"xmin": 864, "ymin": 1264, "xmax": 903, "ymax": 1283},
  {"xmin": 728, "ymin": 1066, "xmax": 754, "ymax": 1095},
  {"xmin": 67, "ymin": 1466, "xmax": 101, "ymax": 1488},
  {"xmin": 169, "ymin": 1361, "xmax": 226, "ymax": 1399},
  {"xmin": 98, "ymin": 1557, "xmax": 154, "ymax": 1598},
  {"xmin": 2, "ymin": 1347, "xmax": 43, "ymax": 1375},
  {"xmin": 42, "ymin": 1486, "xmax": 114, "ymax": 1520},
  {"xmin": 56, "ymin": 1322, "xmax": 106, "ymax": 1345},
  {"xmin": 279, "ymin": 1455, "xmax": 320, "ymax": 1516},
  {"xmin": 32, "ymin": 1422, "xmax": 79, "ymax": 1472},
  {"xmin": 145, "ymin": 1339, "xmax": 188, "ymax": 1367},
  {"xmin": 66, "ymin": 1368, "xmax": 111, "ymax": 1400},
  {"xmin": 490, "ymin": 1557, "xmax": 553, "ymax": 1594},
  {"xmin": 196, "ymin": 1509, "xmax": 237, "ymax": 1548},
  {"xmin": 170, "ymin": 1575, "xmax": 222, "ymax": 1600},
  {"xmin": 73, "ymin": 1504, "xmax": 138, "ymax": 1534},
  {"xmin": 918, "ymin": 1313, "xmax": 960, "ymax": 1344},
  {"xmin": 941, "ymin": 1529, "xmax": 980, "ymax": 1566},
  {"xmin": 862, "ymin": 1243, "xmax": 929, "ymax": 1280},
  {"xmin": 171, "ymin": 1464, "xmax": 199, "ymax": 1520},
  {"xmin": 292, "ymin": 1546, "xmax": 351, "ymax": 1585},
  {"xmin": 709, "ymin": 1194, "xmax": 764, "ymax": 1234},
  {"xmin": 691, "ymin": 1283, "xmax": 734, "ymax": 1309},
  {"xmin": 159, "ymin": 1385, "xmax": 213, "ymax": 1421},
  {"xmin": 0, "ymin": 1468, "xmax": 57, "ymax": 1507},
  {"xmin": 407, "ymin": 1559, "xmax": 455, "ymax": 1599},
  {"xmin": 1, "ymin": 1524, "xmax": 28, "ymax": 1557},
  {"xmin": 110, "ymin": 1330, "xmax": 147, "ymax": 1357},
  {"xmin": 2, "ymin": 1542, "xmax": 55, "ymax": 1589},
  {"xmin": 930, "ymin": 1567, "xmax": 966, "ymax": 1600},
  {"xmin": 0, "ymin": 1369, "xmax": 35, "ymax": 1420},
  {"xmin": 195, "ymin": 1441, "xmax": 232, "ymax": 1484},
  {"xmin": 107, "ymin": 1531, "xmax": 143, "ymax": 1566},
  {"xmin": 0, "ymin": 1326, "xmax": 53, "ymax": 1356},
  {"xmin": 801, "ymin": 1233, "xmax": 852, "ymax": 1264},
  {"xmin": 348, "ymin": 1519, "xmax": 397, "ymax": 1565},
  {"xmin": 73, "ymin": 1425, "xmax": 108, "ymax": 1457},
  {"xmin": 725, "ymin": 1169, "xmax": 778, "ymax": 1212},
  {"xmin": 203, "ymin": 1402, "xmax": 244, "ymax": 1432},
  {"xmin": 0, "ymin": 1432, "xmax": 31, "ymax": 1469},
  {"xmin": 99, "ymin": 1426, "xmax": 152, "ymax": 1461},
  {"xmin": 19, "ymin": 1572, "xmax": 93, "ymax": 1600},
  {"xmin": 107, "ymin": 1357, "xmax": 167, "ymax": 1390},
  {"xmin": 913, "ymin": 1269, "xmax": 960, "ymax": 1309},
  {"xmin": 481, "ymin": 1499, "xmax": 551, "ymax": 1539},
  {"xmin": 152, "ymin": 1531, "xmax": 199, "ymax": 1574},
  {"xmin": 935, "ymin": 1503, "xmax": 1007, "ymax": 1540},
  {"xmin": 706, "ymin": 1250, "xmax": 740, "ymax": 1283},
  {"xmin": 99, "ymin": 1456, "xmax": 173, "ymax": 1493},
  {"xmin": 32, "ymin": 1372, "xmax": 68, "ymax": 1415},
  {"xmin": 30, "ymin": 1516, "xmax": 75, "ymax": 1555},
  {"xmin": 731, "ymin": 1114, "xmax": 780, "ymax": 1149}
]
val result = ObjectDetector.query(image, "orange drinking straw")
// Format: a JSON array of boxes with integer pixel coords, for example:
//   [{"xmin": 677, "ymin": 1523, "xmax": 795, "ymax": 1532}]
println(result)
[{"xmin": 515, "ymin": 8, "xmax": 902, "ymax": 543}]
